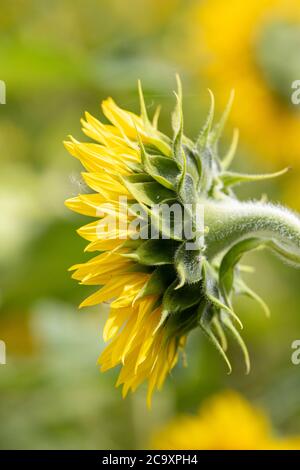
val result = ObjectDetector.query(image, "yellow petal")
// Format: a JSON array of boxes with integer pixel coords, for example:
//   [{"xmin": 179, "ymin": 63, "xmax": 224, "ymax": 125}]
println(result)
[
  {"xmin": 79, "ymin": 273, "xmax": 145, "ymax": 308},
  {"xmin": 65, "ymin": 194, "xmax": 106, "ymax": 217},
  {"xmin": 82, "ymin": 172, "xmax": 131, "ymax": 199}
]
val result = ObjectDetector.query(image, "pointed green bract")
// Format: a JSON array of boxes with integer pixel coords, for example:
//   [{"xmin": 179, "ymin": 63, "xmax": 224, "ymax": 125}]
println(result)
[
  {"xmin": 221, "ymin": 128, "xmax": 239, "ymax": 170},
  {"xmin": 162, "ymin": 280, "xmax": 202, "ymax": 316},
  {"xmin": 128, "ymin": 239, "xmax": 180, "ymax": 266},
  {"xmin": 210, "ymin": 89, "xmax": 235, "ymax": 146},
  {"xmin": 134, "ymin": 266, "xmax": 175, "ymax": 302},
  {"xmin": 221, "ymin": 167, "xmax": 290, "ymax": 187},
  {"xmin": 197, "ymin": 89, "xmax": 215, "ymax": 149},
  {"xmin": 174, "ymin": 242, "xmax": 203, "ymax": 288}
]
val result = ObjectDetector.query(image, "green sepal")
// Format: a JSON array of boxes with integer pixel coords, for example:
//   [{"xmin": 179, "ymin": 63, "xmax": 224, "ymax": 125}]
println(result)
[
  {"xmin": 219, "ymin": 238, "xmax": 265, "ymax": 301},
  {"xmin": 122, "ymin": 239, "xmax": 143, "ymax": 250},
  {"xmin": 124, "ymin": 173, "xmax": 154, "ymax": 183},
  {"xmin": 200, "ymin": 306, "xmax": 232, "ymax": 374},
  {"xmin": 202, "ymin": 261, "xmax": 243, "ymax": 329},
  {"xmin": 198, "ymin": 147, "xmax": 214, "ymax": 194},
  {"xmin": 162, "ymin": 279, "xmax": 202, "ymax": 316},
  {"xmin": 236, "ymin": 278, "xmax": 270, "ymax": 318},
  {"xmin": 179, "ymin": 172, "xmax": 198, "ymax": 204},
  {"xmin": 172, "ymin": 75, "xmax": 184, "ymax": 165},
  {"xmin": 165, "ymin": 303, "xmax": 204, "ymax": 339},
  {"xmin": 136, "ymin": 85, "xmax": 171, "ymax": 156},
  {"xmin": 146, "ymin": 155, "xmax": 180, "ymax": 189},
  {"xmin": 136, "ymin": 127, "xmax": 175, "ymax": 185},
  {"xmin": 126, "ymin": 161, "xmax": 144, "ymax": 174},
  {"xmin": 174, "ymin": 242, "xmax": 203, "ymax": 288},
  {"xmin": 221, "ymin": 128, "xmax": 239, "ymax": 170},
  {"xmin": 196, "ymin": 89, "xmax": 215, "ymax": 150},
  {"xmin": 176, "ymin": 147, "xmax": 198, "ymax": 205},
  {"xmin": 267, "ymin": 239, "xmax": 300, "ymax": 265},
  {"xmin": 123, "ymin": 177, "xmax": 175, "ymax": 206},
  {"xmin": 126, "ymin": 239, "xmax": 180, "ymax": 266},
  {"xmin": 221, "ymin": 312, "xmax": 250, "ymax": 374},
  {"xmin": 209, "ymin": 89, "xmax": 235, "ymax": 147},
  {"xmin": 220, "ymin": 167, "xmax": 290, "ymax": 187},
  {"xmin": 126, "ymin": 264, "xmax": 153, "ymax": 274},
  {"xmin": 134, "ymin": 265, "xmax": 175, "ymax": 302},
  {"xmin": 138, "ymin": 79, "xmax": 151, "ymax": 130},
  {"xmin": 183, "ymin": 146, "xmax": 202, "ymax": 185},
  {"xmin": 211, "ymin": 316, "xmax": 227, "ymax": 351},
  {"xmin": 142, "ymin": 200, "xmax": 185, "ymax": 241},
  {"xmin": 139, "ymin": 131, "xmax": 180, "ymax": 189}
]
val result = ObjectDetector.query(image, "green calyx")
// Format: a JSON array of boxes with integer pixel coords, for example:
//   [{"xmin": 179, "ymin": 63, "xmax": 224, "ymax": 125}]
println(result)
[{"xmin": 123, "ymin": 77, "xmax": 300, "ymax": 373}]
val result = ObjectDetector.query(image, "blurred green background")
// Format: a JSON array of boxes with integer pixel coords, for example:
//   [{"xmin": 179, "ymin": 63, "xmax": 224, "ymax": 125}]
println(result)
[{"xmin": 1, "ymin": 0, "xmax": 300, "ymax": 449}]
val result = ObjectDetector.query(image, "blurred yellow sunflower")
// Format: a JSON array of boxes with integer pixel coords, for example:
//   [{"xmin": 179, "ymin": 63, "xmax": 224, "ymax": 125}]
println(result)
[
  {"xmin": 191, "ymin": 0, "xmax": 300, "ymax": 166},
  {"xmin": 151, "ymin": 391, "xmax": 300, "ymax": 450}
]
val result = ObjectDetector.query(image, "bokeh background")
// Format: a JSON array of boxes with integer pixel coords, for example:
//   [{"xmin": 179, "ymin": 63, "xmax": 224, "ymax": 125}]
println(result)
[{"xmin": 1, "ymin": 0, "xmax": 300, "ymax": 449}]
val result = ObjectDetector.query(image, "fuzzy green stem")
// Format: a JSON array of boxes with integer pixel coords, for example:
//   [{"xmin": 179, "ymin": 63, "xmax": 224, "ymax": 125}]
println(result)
[{"xmin": 204, "ymin": 199, "xmax": 300, "ymax": 261}]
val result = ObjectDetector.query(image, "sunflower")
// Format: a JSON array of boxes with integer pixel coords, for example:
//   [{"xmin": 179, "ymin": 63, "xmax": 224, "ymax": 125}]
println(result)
[
  {"xmin": 151, "ymin": 391, "xmax": 300, "ymax": 450},
  {"xmin": 65, "ymin": 78, "xmax": 300, "ymax": 406},
  {"xmin": 191, "ymin": 0, "xmax": 300, "ymax": 166}
]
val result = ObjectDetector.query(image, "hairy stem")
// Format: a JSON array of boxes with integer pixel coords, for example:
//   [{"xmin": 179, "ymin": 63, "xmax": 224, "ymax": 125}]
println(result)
[{"xmin": 204, "ymin": 199, "xmax": 300, "ymax": 260}]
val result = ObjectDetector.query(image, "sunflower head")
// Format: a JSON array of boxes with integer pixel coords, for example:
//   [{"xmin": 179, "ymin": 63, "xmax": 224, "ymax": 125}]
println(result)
[{"xmin": 65, "ymin": 77, "xmax": 300, "ymax": 406}]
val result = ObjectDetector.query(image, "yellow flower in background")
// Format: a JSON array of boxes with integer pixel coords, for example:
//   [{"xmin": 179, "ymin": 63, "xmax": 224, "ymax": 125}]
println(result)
[
  {"xmin": 151, "ymin": 391, "xmax": 300, "ymax": 450},
  {"xmin": 192, "ymin": 0, "xmax": 300, "ymax": 166},
  {"xmin": 109, "ymin": 0, "xmax": 179, "ymax": 34}
]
